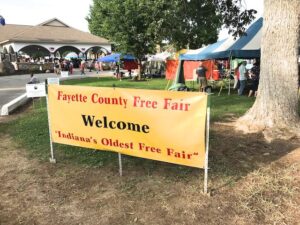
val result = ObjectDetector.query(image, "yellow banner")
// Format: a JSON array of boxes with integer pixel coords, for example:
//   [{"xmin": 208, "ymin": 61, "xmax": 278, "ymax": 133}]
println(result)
[{"xmin": 48, "ymin": 85, "xmax": 207, "ymax": 168}]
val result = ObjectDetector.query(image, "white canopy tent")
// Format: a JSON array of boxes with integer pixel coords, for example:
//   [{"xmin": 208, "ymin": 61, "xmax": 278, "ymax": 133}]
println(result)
[{"xmin": 148, "ymin": 52, "xmax": 171, "ymax": 62}]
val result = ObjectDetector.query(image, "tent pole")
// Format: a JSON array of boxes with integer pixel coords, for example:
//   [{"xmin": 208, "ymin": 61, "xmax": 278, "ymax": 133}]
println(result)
[
  {"xmin": 118, "ymin": 153, "xmax": 123, "ymax": 176},
  {"xmin": 228, "ymin": 53, "xmax": 232, "ymax": 95},
  {"xmin": 165, "ymin": 79, "xmax": 171, "ymax": 90}
]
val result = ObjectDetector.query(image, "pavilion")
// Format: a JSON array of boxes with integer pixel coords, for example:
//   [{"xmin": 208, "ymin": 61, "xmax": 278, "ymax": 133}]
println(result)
[{"xmin": 0, "ymin": 18, "xmax": 111, "ymax": 62}]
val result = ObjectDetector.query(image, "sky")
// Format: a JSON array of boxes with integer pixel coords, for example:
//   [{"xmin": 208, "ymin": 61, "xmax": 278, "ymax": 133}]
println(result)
[
  {"xmin": 0, "ymin": 0, "xmax": 94, "ymax": 32},
  {"xmin": 0, "ymin": 0, "xmax": 263, "ymax": 39}
]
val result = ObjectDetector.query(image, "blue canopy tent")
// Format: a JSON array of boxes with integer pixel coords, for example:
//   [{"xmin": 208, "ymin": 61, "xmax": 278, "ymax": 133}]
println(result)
[
  {"xmin": 180, "ymin": 18, "xmax": 263, "ymax": 61},
  {"xmin": 98, "ymin": 53, "xmax": 135, "ymax": 63},
  {"xmin": 169, "ymin": 18, "xmax": 263, "ymax": 91},
  {"xmin": 97, "ymin": 53, "xmax": 120, "ymax": 63},
  {"xmin": 169, "ymin": 39, "xmax": 229, "ymax": 90},
  {"xmin": 179, "ymin": 39, "xmax": 227, "ymax": 60},
  {"xmin": 205, "ymin": 17, "xmax": 263, "ymax": 59}
]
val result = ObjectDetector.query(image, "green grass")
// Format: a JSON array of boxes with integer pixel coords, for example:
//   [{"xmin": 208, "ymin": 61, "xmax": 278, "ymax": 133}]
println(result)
[
  {"xmin": 1, "ymin": 77, "xmax": 298, "ymax": 225},
  {"xmin": 210, "ymin": 92, "xmax": 255, "ymax": 121},
  {"xmin": 62, "ymin": 77, "xmax": 170, "ymax": 90},
  {"xmin": 2, "ymin": 77, "xmax": 255, "ymax": 167}
]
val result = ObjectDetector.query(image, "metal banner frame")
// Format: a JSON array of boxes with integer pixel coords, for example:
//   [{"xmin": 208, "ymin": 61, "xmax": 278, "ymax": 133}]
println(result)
[
  {"xmin": 45, "ymin": 85, "xmax": 211, "ymax": 192},
  {"xmin": 45, "ymin": 79, "xmax": 56, "ymax": 163},
  {"xmin": 46, "ymin": 93, "xmax": 56, "ymax": 163},
  {"xmin": 203, "ymin": 94, "xmax": 211, "ymax": 194}
]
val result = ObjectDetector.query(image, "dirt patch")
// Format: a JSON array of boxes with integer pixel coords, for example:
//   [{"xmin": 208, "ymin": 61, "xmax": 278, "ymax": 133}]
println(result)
[{"xmin": 0, "ymin": 118, "xmax": 299, "ymax": 224}]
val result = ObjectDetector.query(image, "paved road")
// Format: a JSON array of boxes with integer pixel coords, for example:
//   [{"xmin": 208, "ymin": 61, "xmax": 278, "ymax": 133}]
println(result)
[
  {"xmin": 0, "ymin": 73, "xmax": 57, "ymax": 107},
  {"xmin": 0, "ymin": 69, "xmax": 114, "ymax": 110}
]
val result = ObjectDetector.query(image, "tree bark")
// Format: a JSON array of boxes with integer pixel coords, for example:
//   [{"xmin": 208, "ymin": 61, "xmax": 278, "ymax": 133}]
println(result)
[
  {"xmin": 136, "ymin": 58, "xmax": 142, "ymax": 80},
  {"xmin": 237, "ymin": 0, "xmax": 300, "ymax": 137}
]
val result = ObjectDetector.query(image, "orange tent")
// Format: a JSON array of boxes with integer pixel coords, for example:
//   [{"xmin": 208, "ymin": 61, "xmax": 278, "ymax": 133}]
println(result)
[
  {"xmin": 166, "ymin": 59, "xmax": 220, "ymax": 81},
  {"xmin": 183, "ymin": 60, "xmax": 220, "ymax": 80}
]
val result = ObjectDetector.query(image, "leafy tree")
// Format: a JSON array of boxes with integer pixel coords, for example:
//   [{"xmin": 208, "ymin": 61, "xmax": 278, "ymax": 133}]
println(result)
[
  {"xmin": 213, "ymin": 0, "xmax": 257, "ymax": 37},
  {"xmin": 88, "ymin": 0, "xmax": 157, "ymax": 62},
  {"xmin": 87, "ymin": 0, "xmax": 256, "ymax": 67}
]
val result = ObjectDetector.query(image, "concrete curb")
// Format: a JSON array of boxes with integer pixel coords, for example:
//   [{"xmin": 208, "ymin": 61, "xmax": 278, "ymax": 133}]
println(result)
[
  {"xmin": 1, "ymin": 93, "xmax": 29, "ymax": 116},
  {"xmin": 59, "ymin": 75, "xmax": 86, "ymax": 81},
  {"xmin": 0, "ymin": 74, "xmax": 99, "ymax": 116}
]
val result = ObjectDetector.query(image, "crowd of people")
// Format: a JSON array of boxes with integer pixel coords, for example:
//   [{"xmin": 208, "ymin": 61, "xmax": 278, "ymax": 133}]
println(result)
[
  {"xmin": 234, "ymin": 59, "xmax": 260, "ymax": 97},
  {"xmin": 54, "ymin": 59, "xmax": 73, "ymax": 75},
  {"xmin": 21, "ymin": 52, "xmax": 265, "ymax": 97},
  {"xmin": 53, "ymin": 59, "xmax": 104, "ymax": 76}
]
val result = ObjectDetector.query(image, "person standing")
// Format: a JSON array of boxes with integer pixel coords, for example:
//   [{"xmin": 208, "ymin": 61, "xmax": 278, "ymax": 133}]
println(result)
[
  {"xmin": 87, "ymin": 60, "xmax": 93, "ymax": 72},
  {"xmin": 196, "ymin": 61, "xmax": 207, "ymax": 92},
  {"xmin": 69, "ymin": 61, "xmax": 74, "ymax": 75},
  {"xmin": 54, "ymin": 61, "xmax": 60, "ymax": 75},
  {"xmin": 95, "ymin": 61, "xmax": 100, "ymax": 74},
  {"xmin": 80, "ymin": 61, "xmax": 86, "ymax": 75},
  {"xmin": 233, "ymin": 62, "xmax": 242, "ymax": 90},
  {"xmin": 238, "ymin": 61, "xmax": 247, "ymax": 96},
  {"xmin": 99, "ymin": 61, "xmax": 103, "ymax": 71},
  {"xmin": 27, "ymin": 73, "xmax": 39, "ymax": 84},
  {"xmin": 248, "ymin": 59, "xmax": 260, "ymax": 97},
  {"xmin": 116, "ymin": 61, "xmax": 121, "ymax": 80}
]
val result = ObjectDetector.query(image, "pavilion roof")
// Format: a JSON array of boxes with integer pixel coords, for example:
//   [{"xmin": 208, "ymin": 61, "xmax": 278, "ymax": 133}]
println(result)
[{"xmin": 0, "ymin": 18, "xmax": 110, "ymax": 45}]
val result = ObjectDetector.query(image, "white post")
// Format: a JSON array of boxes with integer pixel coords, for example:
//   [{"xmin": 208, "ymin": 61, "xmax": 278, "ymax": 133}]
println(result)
[
  {"xmin": 118, "ymin": 153, "xmax": 123, "ymax": 176},
  {"xmin": 204, "ymin": 96, "xmax": 211, "ymax": 194},
  {"xmin": 46, "ymin": 94, "xmax": 56, "ymax": 163}
]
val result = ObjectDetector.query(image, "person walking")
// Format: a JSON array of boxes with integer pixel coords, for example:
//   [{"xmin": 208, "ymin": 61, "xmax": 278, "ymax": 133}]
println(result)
[
  {"xmin": 196, "ymin": 61, "xmax": 207, "ymax": 92},
  {"xmin": 238, "ymin": 61, "xmax": 247, "ymax": 96},
  {"xmin": 233, "ymin": 62, "xmax": 242, "ymax": 90}
]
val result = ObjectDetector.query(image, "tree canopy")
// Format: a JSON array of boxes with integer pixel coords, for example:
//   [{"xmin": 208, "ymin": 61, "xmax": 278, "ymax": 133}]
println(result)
[{"xmin": 87, "ymin": 0, "xmax": 257, "ymax": 59}]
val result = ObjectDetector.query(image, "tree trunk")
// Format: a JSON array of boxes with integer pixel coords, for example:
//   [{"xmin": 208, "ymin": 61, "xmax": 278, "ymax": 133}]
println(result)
[
  {"xmin": 237, "ymin": 0, "xmax": 300, "ymax": 137},
  {"xmin": 137, "ymin": 58, "xmax": 142, "ymax": 80}
]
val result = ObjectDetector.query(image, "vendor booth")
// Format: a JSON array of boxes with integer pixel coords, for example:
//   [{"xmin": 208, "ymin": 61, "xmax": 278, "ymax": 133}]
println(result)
[
  {"xmin": 97, "ymin": 53, "xmax": 136, "ymax": 63},
  {"xmin": 145, "ymin": 52, "xmax": 171, "ymax": 78},
  {"xmin": 97, "ymin": 53, "xmax": 138, "ymax": 73},
  {"xmin": 165, "ymin": 49, "xmax": 187, "ymax": 80},
  {"xmin": 206, "ymin": 17, "xmax": 263, "ymax": 59},
  {"xmin": 170, "ymin": 17, "xmax": 263, "ymax": 91}
]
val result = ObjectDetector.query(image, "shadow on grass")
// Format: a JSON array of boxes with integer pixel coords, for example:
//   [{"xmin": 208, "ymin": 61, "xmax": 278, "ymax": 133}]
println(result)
[
  {"xmin": 4, "ymin": 104, "xmax": 298, "ymax": 194},
  {"xmin": 208, "ymin": 125, "xmax": 299, "ymax": 194}
]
